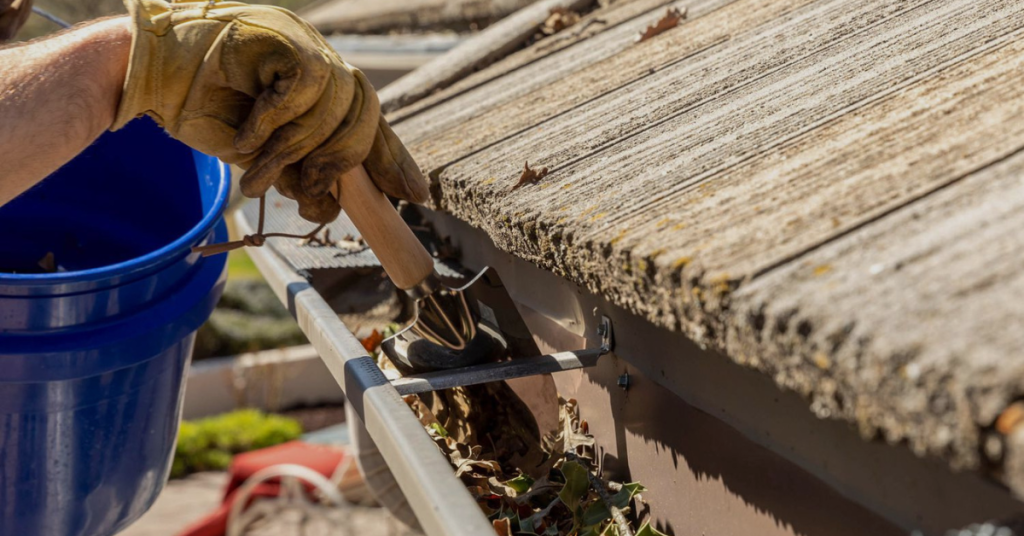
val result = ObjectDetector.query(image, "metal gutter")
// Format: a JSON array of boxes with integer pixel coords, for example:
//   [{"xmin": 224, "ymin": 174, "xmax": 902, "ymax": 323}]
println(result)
[
  {"xmin": 235, "ymin": 212, "xmax": 492, "ymax": 536},
  {"xmin": 417, "ymin": 208, "xmax": 1024, "ymax": 535}
]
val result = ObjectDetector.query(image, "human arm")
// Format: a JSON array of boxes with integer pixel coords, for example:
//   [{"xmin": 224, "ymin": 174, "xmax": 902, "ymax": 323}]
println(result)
[
  {"xmin": 0, "ymin": 0, "xmax": 428, "ymax": 222},
  {"xmin": 0, "ymin": 17, "xmax": 130, "ymax": 207}
]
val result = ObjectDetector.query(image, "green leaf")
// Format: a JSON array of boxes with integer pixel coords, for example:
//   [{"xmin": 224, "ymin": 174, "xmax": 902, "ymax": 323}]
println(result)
[
  {"xmin": 429, "ymin": 422, "xmax": 449, "ymax": 438},
  {"xmin": 601, "ymin": 523, "xmax": 620, "ymax": 536},
  {"xmin": 504, "ymin": 474, "xmax": 535, "ymax": 494},
  {"xmin": 559, "ymin": 461, "xmax": 591, "ymax": 511},
  {"xmin": 635, "ymin": 521, "xmax": 669, "ymax": 536},
  {"xmin": 581, "ymin": 482, "xmax": 646, "ymax": 526},
  {"xmin": 519, "ymin": 514, "xmax": 538, "ymax": 535}
]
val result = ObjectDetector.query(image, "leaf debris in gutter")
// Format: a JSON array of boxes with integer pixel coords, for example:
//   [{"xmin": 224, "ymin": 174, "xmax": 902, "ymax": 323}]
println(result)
[
  {"xmin": 636, "ymin": 7, "xmax": 685, "ymax": 43},
  {"xmin": 412, "ymin": 393, "xmax": 669, "ymax": 535},
  {"xmin": 363, "ymin": 334, "xmax": 671, "ymax": 534}
]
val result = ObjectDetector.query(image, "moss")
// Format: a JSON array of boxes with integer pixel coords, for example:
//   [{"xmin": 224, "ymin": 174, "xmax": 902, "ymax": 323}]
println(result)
[
  {"xmin": 609, "ymin": 229, "xmax": 629, "ymax": 245},
  {"xmin": 171, "ymin": 410, "xmax": 303, "ymax": 478},
  {"xmin": 709, "ymin": 273, "xmax": 734, "ymax": 298},
  {"xmin": 671, "ymin": 256, "xmax": 692, "ymax": 270}
]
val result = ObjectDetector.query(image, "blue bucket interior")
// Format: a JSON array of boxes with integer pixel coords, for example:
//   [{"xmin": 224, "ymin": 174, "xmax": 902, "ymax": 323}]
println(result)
[{"xmin": 0, "ymin": 117, "xmax": 220, "ymax": 276}]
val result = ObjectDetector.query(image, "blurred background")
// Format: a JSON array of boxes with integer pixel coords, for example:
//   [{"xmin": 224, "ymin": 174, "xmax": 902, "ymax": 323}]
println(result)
[{"xmin": 15, "ymin": 0, "xmax": 323, "ymax": 41}]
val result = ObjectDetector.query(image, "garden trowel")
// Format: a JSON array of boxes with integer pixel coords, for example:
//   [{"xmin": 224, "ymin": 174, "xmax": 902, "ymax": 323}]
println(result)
[{"xmin": 331, "ymin": 165, "xmax": 544, "ymax": 375}]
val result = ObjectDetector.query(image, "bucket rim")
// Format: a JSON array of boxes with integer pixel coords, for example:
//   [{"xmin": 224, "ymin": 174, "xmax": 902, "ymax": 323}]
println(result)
[{"xmin": 0, "ymin": 150, "xmax": 230, "ymax": 286}]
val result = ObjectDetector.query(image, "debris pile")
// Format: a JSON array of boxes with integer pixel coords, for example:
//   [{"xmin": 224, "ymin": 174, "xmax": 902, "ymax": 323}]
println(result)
[
  {"xmin": 407, "ymin": 394, "xmax": 667, "ymax": 535},
  {"xmin": 363, "ymin": 324, "xmax": 668, "ymax": 535}
]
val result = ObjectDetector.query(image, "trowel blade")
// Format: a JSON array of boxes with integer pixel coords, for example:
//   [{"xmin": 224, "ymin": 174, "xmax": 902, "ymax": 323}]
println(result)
[{"xmin": 381, "ymin": 266, "xmax": 541, "ymax": 374}]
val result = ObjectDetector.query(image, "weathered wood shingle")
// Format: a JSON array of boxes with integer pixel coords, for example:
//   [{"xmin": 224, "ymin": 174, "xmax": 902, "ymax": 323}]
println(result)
[{"xmin": 388, "ymin": 0, "xmax": 1024, "ymax": 491}]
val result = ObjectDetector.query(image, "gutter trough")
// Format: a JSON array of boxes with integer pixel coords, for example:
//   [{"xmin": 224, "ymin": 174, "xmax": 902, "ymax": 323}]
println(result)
[{"xmin": 235, "ymin": 212, "xmax": 492, "ymax": 536}]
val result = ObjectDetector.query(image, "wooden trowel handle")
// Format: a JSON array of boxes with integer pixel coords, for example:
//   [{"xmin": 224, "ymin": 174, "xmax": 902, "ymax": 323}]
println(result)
[{"xmin": 332, "ymin": 165, "xmax": 435, "ymax": 290}]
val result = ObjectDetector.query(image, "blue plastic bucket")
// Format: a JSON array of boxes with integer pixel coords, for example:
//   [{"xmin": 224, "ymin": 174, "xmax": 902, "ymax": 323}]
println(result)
[{"xmin": 0, "ymin": 118, "xmax": 229, "ymax": 536}]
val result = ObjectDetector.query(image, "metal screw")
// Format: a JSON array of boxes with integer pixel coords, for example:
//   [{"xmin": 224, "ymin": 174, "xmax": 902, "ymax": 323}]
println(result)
[{"xmin": 617, "ymin": 373, "xmax": 630, "ymax": 391}]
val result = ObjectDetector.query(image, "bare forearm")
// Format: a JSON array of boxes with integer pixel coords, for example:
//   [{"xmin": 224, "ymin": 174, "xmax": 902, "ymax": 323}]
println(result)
[{"xmin": 0, "ymin": 17, "xmax": 130, "ymax": 207}]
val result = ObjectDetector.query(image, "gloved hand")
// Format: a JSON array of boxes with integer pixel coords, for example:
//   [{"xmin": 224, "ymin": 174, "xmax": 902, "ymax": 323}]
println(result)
[
  {"xmin": 112, "ymin": 0, "xmax": 428, "ymax": 223},
  {"xmin": 0, "ymin": 0, "xmax": 32, "ymax": 42}
]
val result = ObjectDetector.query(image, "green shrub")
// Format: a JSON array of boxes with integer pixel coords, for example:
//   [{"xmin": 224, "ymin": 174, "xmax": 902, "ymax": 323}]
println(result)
[{"xmin": 171, "ymin": 410, "xmax": 303, "ymax": 478}]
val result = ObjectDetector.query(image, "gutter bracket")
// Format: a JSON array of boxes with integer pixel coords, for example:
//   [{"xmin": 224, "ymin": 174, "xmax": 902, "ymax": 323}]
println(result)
[{"xmin": 390, "ymin": 316, "xmax": 614, "ymax": 395}]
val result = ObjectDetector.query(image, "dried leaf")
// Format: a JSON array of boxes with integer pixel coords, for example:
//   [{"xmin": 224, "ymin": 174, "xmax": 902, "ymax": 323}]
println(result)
[
  {"xmin": 335, "ymin": 239, "xmax": 365, "ymax": 250},
  {"xmin": 541, "ymin": 7, "xmax": 581, "ymax": 36},
  {"xmin": 636, "ymin": 7, "xmax": 685, "ymax": 43},
  {"xmin": 37, "ymin": 252, "xmax": 56, "ymax": 273},
  {"xmin": 493, "ymin": 517, "xmax": 513, "ymax": 536},
  {"xmin": 487, "ymin": 476, "xmax": 521, "ymax": 498},
  {"xmin": 451, "ymin": 444, "xmax": 502, "ymax": 478},
  {"xmin": 335, "ymin": 233, "xmax": 366, "ymax": 250},
  {"xmin": 360, "ymin": 329, "xmax": 383, "ymax": 353},
  {"xmin": 510, "ymin": 161, "xmax": 549, "ymax": 191},
  {"xmin": 560, "ymin": 398, "xmax": 596, "ymax": 454},
  {"xmin": 299, "ymin": 228, "xmax": 334, "ymax": 247}
]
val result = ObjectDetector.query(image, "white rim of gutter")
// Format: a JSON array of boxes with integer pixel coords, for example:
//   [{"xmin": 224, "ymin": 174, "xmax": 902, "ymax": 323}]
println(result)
[{"xmin": 235, "ymin": 211, "xmax": 492, "ymax": 536}]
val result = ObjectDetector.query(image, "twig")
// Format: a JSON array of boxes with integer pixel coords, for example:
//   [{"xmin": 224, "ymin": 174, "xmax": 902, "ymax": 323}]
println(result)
[
  {"xmin": 191, "ymin": 195, "xmax": 326, "ymax": 256},
  {"xmin": 566, "ymin": 452, "xmax": 634, "ymax": 536},
  {"xmin": 32, "ymin": 6, "xmax": 71, "ymax": 28}
]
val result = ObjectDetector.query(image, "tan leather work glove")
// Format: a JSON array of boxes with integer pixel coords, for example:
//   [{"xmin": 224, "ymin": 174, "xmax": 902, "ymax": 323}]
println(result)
[
  {"xmin": 112, "ymin": 0, "xmax": 428, "ymax": 223},
  {"xmin": 0, "ymin": 0, "xmax": 32, "ymax": 42}
]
